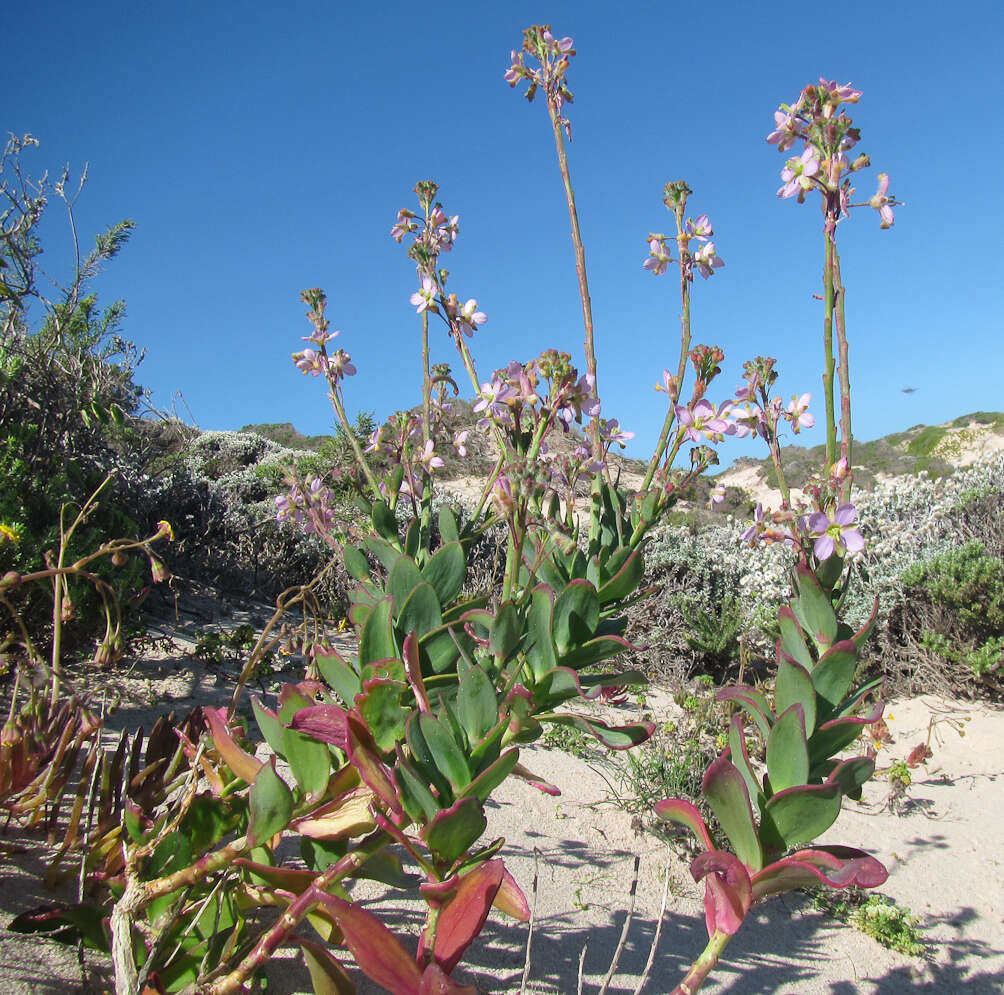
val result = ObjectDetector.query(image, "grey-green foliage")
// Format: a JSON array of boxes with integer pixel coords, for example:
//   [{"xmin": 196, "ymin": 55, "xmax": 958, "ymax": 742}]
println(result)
[{"xmin": 629, "ymin": 455, "xmax": 1004, "ymax": 689}]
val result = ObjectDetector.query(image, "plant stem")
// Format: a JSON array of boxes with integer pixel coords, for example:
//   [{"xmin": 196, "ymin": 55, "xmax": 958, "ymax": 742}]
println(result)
[
  {"xmin": 831, "ymin": 242, "xmax": 853, "ymax": 502},
  {"xmin": 822, "ymin": 229, "xmax": 837, "ymax": 474},
  {"xmin": 670, "ymin": 929, "xmax": 732, "ymax": 995},
  {"xmin": 545, "ymin": 101, "xmax": 600, "ymax": 463}
]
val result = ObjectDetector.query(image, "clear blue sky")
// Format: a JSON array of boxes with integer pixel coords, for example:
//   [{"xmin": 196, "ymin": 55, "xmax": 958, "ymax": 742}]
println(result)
[{"xmin": 9, "ymin": 0, "xmax": 1003, "ymax": 468}]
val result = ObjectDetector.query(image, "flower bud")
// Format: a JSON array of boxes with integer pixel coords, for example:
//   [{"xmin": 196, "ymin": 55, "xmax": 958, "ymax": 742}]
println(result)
[
  {"xmin": 0, "ymin": 571, "xmax": 20, "ymax": 589},
  {"xmin": 150, "ymin": 557, "xmax": 171, "ymax": 584},
  {"xmin": 61, "ymin": 595, "xmax": 75, "ymax": 622},
  {"xmin": 111, "ymin": 550, "xmax": 128, "ymax": 567}
]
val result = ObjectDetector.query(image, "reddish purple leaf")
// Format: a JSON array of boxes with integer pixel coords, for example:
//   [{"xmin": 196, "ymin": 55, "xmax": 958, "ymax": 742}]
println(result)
[
  {"xmin": 418, "ymin": 962, "xmax": 478, "ymax": 995},
  {"xmin": 691, "ymin": 850, "xmax": 753, "ymax": 936},
  {"xmin": 314, "ymin": 892, "xmax": 422, "ymax": 995},
  {"xmin": 291, "ymin": 704, "xmax": 350, "ymax": 750},
  {"xmin": 511, "ymin": 762, "xmax": 560, "ymax": 795},
  {"xmin": 203, "ymin": 707, "xmax": 263, "ymax": 783},
  {"xmin": 493, "ymin": 867, "xmax": 531, "ymax": 922},
  {"xmin": 751, "ymin": 845, "xmax": 888, "ymax": 903},
  {"xmin": 653, "ymin": 798, "xmax": 714, "ymax": 851},
  {"xmin": 346, "ymin": 713, "xmax": 403, "ymax": 818},
  {"xmin": 432, "ymin": 859, "xmax": 505, "ymax": 974}
]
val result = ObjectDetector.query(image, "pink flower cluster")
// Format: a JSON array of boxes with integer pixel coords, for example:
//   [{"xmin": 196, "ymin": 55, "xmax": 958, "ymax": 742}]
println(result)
[{"xmin": 767, "ymin": 78, "xmax": 897, "ymax": 228}]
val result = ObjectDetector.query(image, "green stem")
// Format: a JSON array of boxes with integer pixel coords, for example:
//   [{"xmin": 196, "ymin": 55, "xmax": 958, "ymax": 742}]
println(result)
[
  {"xmin": 670, "ymin": 929, "xmax": 732, "ymax": 995},
  {"xmin": 831, "ymin": 242, "xmax": 853, "ymax": 503},
  {"xmin": 822, "ymin": 229, "xmax": 837, "ymax": 475},
  {"xmin": 327, "ymin": 379, "xmax": 382, "ymax": 500},
  {"xmin": 546, "ymin": 100, "xmax": 600, "ymax": 463},
  {"xmin": 642, "ymin": 211, "xmax": 691, "ymax": 491}
]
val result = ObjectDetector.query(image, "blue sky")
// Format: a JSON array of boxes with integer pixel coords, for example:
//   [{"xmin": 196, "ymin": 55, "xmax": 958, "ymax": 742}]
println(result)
[{"xmin": 8, "ymin": 0, "xmax": 1003, "ymax": 468}]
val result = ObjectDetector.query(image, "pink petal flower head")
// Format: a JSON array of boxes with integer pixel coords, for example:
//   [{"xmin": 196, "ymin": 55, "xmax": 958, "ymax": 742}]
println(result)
[
  {"xmin": 766, "ymin": 109, "xmax": 800, "ymax": 152},
  {"xmin": 694, "ymin": 241, "xmax": 724, "ymax": 279},
  {"xmin": 807, "ymin": 503, "xmax": 865, "ymax": 560},
  {"xmin": 599, "ymin": 418, "xmax": 634, "ymax": 448},
  {"xmin": 643, "ymin": 237, "xmax": 672, "ymax": 275},
  {"xmin": 778, "ymin": 147, "xmax": 820, "ymax": 199},
  {"xmin": 868, "ymin": 173, "xmax": 895, "ymax": 228},
  {"xmin": 786, "ymin": 392, "xmax": 814, "ymax": 433},
  {"xmin": 410, "ymin": 276, "xmax": 439, "ymax": 313},
  {"xmin": 458, "ymin": 298, "xmax": 487, "ymax": 335},
  {"xmin": 686, "ymin": 215, "xmax": 713, "ymax": 241}
]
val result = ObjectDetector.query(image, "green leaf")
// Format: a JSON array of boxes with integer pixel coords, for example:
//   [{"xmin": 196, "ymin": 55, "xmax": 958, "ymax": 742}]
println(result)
[
  {"xmin": 811, "ymin": 641, "xmax": 860, "ymax": 715},
  {"xmin": 828, "ymin": 755, "xmax": 875, "ymax": 800},
  {"xmin": 404, "ymin": 518, "xmax": 421, "ymax": 559},
  {"xmin": 343, "ymin": 544, "xmax": 370, "ymax": 581},
  {"xmin": 422, "ymin": 796, "xmax": 487, "ymax": 863},
  {"xmin": 542, "ymin": 712, "xmax": 654, "ymax": 750},
  {"xmin": 418, "ymin": 626, "xmax": 462, "ymax": 674},
  {"xmin": 439, "ymin": 505, "xmax": 459, "ymax": 542},
  {"xmin": 457, "ymin": 666, "xmax": 498, "ymax": 746},
  {"xmin": 702, "ymin": 757, "xmax": 763, "ymax": 871},
  {"xmin": 422, "ymin": 541, "xmax": 466, "ymax": 607},
  {"xmin": 777, "ymin": 606, "xmax": 814, "ymax": 669},
  {"xmin": 807, "ymin": 703, "xmax": 882, "ymax": 763},
  {"xmin": 791, "ymin": 562, "xmax": 838, "ymax": 652},
  {"xmin": 314, "ymin": 651, "xmax": 362, "ymax": 705},
  {"xmin": 525, "ymin": 585, "xmax": 557, "ymax": 680},
  {"xmin": 406, "ymin": 713, "xmax": 452, "ymax": 802},
  {"xmin": 766, "ymin": 705, "xmax": 809, "ymax": 793},
  {"xmin": 489, "ymin": 601, "xmax": 521, "ymax": 660},
  {"xmin": 419, "ymin": 713, "xmax": 470, "ymax": 790},
  {"xmin": 558, "ymin": 633, "xmax": 635, "ymax": 670},
  {"xmin": 717, "ymin": 686, "xmax": 773, "ymax": 742},
  {"xmin": 398, "ymin": 582, "xmax": 443, "ymax": 640},
  {"xmin": 363, "ymin": 535, "xmax": 401, "ymax": 572},
  {"xmin": 296, "ymin": 937, "xmax": 356, "ymax": 995},
  {"xmin": 371, "ymin": 500, "xmax": 399, "ymax": 542},
  {"xmin": 251, "ymin": 696, "xmax": 285, "ymax": 755},
  {"xmin": 775, "ymin": 657, "xmax": 817, "ymax": 735},
  {"xmin": 388, "ymin": 556, "xmax": 424, "ymax": 615},
  {"xmin": 761, "ymin": 781, "xmax": 842, "ymax": 852},
  {"xmin": 356, "ymin": 680, "xmax": 410, "ymax": 754},
  {"xmin": 458, "ymin": 748, "xmax": 519, "ymax": 804},
  {"xmin": 359, "ymin": 597, "xmax": 396, "ymax": 666},
  {"xmin": 394, "ymin": 749, "xmax": 441, "ymax": 823},
  {"xmin": 552, "ymin": 580, "xmax": 599, "ymax": 655},
  {"xmin": 282, "ymin": 727, "xmax": 332, "ymax": 800},
  {"xmin": 248, "ymin": 759, "xmax": 294, "ymax": 847},
  {"xmin": 727, "ymin": 715, "xmax": 762, "ymax": 815},
  {"xmin": 597, "ymin": 548, "xmax": 645, "ymax": 605}
]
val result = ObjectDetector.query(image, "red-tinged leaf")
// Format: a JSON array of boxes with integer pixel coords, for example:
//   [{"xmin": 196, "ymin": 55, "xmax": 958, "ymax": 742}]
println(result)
[
  {"xmin": 717, "ymin": 686, "xmax": 772, "ymax": 742},
  {"xmin": 653, "ymin": 798, "xmax": 714, "ymax": 851},
  {"xmin": 203, "ymin": 707, "xmax": 263, "ymax": 783},
  {"xmin": 314, "ymin": 893, "xmax": 421, "ymax": 995},
  {"xmin": 403, "ymin": 631, "xmax": 431, "ymax": 712},
  {"xmin": 422, "ymin": 796, "xmax": 487, "ymax": 864},
  {"xmin": 511, "ymin": 762, "xmax": 560, "ymax": 795},
  {"xmin": 540, "ymin": 712, "xmax": 655, "ymax": 750},
  {"xmin": 691, "ymin": 851, "xmax": 753, "ymax": 937},
  {"xmin": 346, "ymin": 714, "xmax": 403, "ymax": 818},
  {"xmin": 750, "ymin": 845, "xmax": 888, "ymax": 903},
  {"xmin": 295, "ymin": 936, "xmax": 356, "ymax": 994},
  {"xmin": 290, "ymin": 787, "xmax": 376, "ymax": 840},
  {"xmin": 808, "ymin": 699, "xmax": 884, "ymax": 762},
  {"xmin": 291, "ymin": 705, "xmax": 350, "ymax": 751},
  {"xmin": 433, "ymin": 859, "xmax": 505, "ymax": 973},
  {"xmin": 235, "ymin": 859, "xmax": 317, "ymax": 894},
  {"xmin": 493, "ymin": 867, "xmax": 530, "ymax": 922},
  {"xmin": 418, "ymin": 962, "xmax": 478, "ymax": 995},
  {"xmin": 702, "ymin": 756, "xmax": 762, "ymax": 871}
]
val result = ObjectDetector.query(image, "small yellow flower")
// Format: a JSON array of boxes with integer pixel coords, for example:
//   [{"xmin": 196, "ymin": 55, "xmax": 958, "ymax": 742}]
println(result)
[
  {"xmin": 0, "ymin": 524, "xmax": 19, "ymax": 544},
  {"xmin": 156, "ymin": 520, "xmax": 175, "ymax": 541}
]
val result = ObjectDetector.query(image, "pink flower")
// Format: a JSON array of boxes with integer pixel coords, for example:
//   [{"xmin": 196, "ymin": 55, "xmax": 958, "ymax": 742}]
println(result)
[
  {"xmin": 453, "ymin": 430, "xmax": 469, "ymax": 458},
  {"xmin": 686, "ymin": 215, "xmax": 713, "ymax": 241},
  {"xmin": 786, "ymin": 393, "xmax": 814, "ymax": 433},
  {"xmin": 778, "ymin": 147, "xmax": 820, "ymax": 199},
  {"xmin": 806, "ymin": 503, "xmax": 865, "ymax": 560},
  {"xmin": 675, "ymin": 399, "xmax": 730, "ymax": 443},
  {"xmin": 766, "ymin": 108, "xmax": 800, "ymax": 152},
  {"xmin": 868, "ymin": 173, "xmax": 895, "ymax": 229},
  {"xmin": 599, "ymin": 418, "xmax": 634, "ymax": 448},
  {"xmin": 419, "ymin": 440, "xmax": 445, "ymax": 472},
  {"xmin": 643, "ymin": 237, "xmax": 672, "ymax": 275},
  {"xmin": 458, "ymin": 298, "xmax": 487, "ymax": 335},
  {"xmin": 293, "ymin": 349, "xmax": 328, "ymax": 376},
  {"xmin": 694, "ymin": 242, "xmax": 724, "ymax": 279},
  {"xmin": 409, "ymin": 276, "xmax": 439, "ymax": 313}
]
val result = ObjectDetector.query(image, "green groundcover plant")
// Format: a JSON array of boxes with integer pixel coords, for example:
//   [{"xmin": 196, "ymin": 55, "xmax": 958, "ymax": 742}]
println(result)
[{"xmin": 2, "ymin": 24, "xmax": 905, "ymax": 995}]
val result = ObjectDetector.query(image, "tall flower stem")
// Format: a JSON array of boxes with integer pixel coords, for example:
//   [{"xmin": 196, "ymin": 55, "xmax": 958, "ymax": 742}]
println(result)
[
  {"xmin": 831, "ymin": 243, "xmax": 853, "ymax": 502},
  {"xmin": 545, "ymin": 101, "xmax": 600, "ymax": 463},
  {"xmin": 642, "ymin": 201, "xmax": 691, "ymax": 492},
  {"xmin": 821, "ymin": 230, "xmax": 838, "ymax": 475}
]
